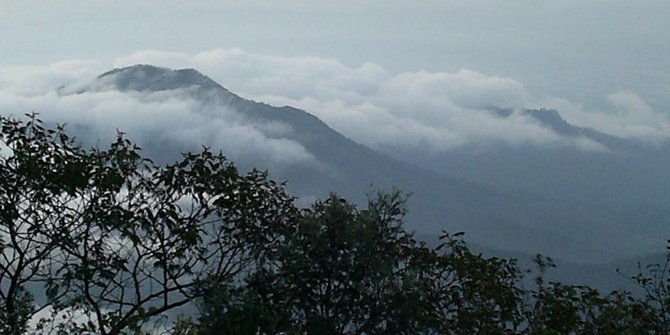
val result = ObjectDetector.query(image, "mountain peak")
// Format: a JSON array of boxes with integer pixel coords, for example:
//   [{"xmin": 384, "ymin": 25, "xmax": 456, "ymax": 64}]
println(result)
[
  {"xmin": 98, "ymin": 64, "xmax": 223, "ymax": 92},
  {"xmin": 524, "ymin": 108, "xmax": 575, "ymax": 135}
]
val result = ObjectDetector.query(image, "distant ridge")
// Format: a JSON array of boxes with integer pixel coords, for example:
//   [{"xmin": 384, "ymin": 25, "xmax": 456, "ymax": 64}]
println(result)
[
  {"xmin": 70, "ymin": 64, "xmax": 670, "ymax": 264},
  {"xmin": 522, "ymin": 109, "xmax": 628, "ymax": 148}
]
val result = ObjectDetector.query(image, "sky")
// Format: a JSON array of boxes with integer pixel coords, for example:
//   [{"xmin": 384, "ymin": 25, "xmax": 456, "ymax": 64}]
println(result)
[{"xmin": 0, "ymin": 0, "xmax": 669, "ymax": 157}]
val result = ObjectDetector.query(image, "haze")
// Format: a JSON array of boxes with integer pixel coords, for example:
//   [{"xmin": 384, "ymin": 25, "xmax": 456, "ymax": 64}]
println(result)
[
  {"xmin": 1, "ymin": 0, "xmax": 668, "ymax": 114},
  {"xmin": 1, "ymin": 1, "xmax": 669, "ymax": 265}
]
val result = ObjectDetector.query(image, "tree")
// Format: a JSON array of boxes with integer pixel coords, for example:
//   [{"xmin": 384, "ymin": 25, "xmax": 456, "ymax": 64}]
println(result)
[
  {"xmin": 0, "ymin": 115, "xmax": 297, "ymax": 334},
  {"xmin": 5, "ymin": 114, "xmax": 670, "ymax": 334},
  {"xmin": 1, "ymin": 115, "xmax": 91, "ymax": 334},
  {"xmin": 196, "ymin": 192, "xmax": 528, "ymax": 335},
  {"xmin": 414, "ymin": 232, "xmax": 524, "ymax": 334},
  {"xmin": 521, "ymin": 254, "xmax": 665, "ymax": 334},
  {"xmin": 196, "ymin": 191, "xmax": 418, "ymax": 334},
  {"xmin": 194, "ymin": 191, "xmax": 670, "ymax": 335}
]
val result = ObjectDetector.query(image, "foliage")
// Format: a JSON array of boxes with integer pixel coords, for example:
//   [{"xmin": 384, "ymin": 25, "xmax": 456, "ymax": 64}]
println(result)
[
  {"xmin": 420, "ymin": 232, "xmax": 524, "ymax": 334},
  {"xmin": 195, "ymin": 193, "xmax": 526, "ymax": 334},
  {"xmin": 2, "ymin": 115, "xmax": 670, "ymax": 334},
  {"xmin": 0, "ymin": 115, "xmax": 90, "ymax": 334},
  {"xmin": 1, "ymin": 115, "xmax": 296, "ymax": 334},
  {"xmin": 196, "ymin": 192, "xmax": 414, "ymax": 335},
  {"xmin": 193, "ymin": 193, "xmax": 670, "ymax": 335}
]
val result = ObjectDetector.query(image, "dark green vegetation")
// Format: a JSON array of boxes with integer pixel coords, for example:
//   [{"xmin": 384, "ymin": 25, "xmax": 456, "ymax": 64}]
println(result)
[{"xmin": 2, "ymin": 115, "xmax": 670, "ymax": 334}]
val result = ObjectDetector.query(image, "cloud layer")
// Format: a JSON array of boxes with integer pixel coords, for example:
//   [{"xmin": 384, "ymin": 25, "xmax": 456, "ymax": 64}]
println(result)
[
  {"xmin": 1, "ymin": 48, "xmax": 668, "ymax": 167},
  {"xmin": 115, "ymin": 49, "xmax": 670, "ymax": 150},
  {"xmin": 0, "ymin": 61, "xmax": 316, "ymax": 167}
]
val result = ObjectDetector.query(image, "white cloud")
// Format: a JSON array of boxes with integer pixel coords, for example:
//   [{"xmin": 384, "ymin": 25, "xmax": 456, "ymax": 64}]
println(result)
[
  {"xmin": 2, "ymin": 48, "xmax": 667, "ymax": 163},
  {"xmin": 0, "ymin": 64, "xmax": 317, "ymax": 168},
  {"xmin": 114, "ymin": 48, "xmax": 613, "ymax": 152},
  {"xmin": 0, "ymin": 60, "xmax": 103, "ymax": 95},
  {"xmin": 543, "ymin": 91, "xmax": 670, "ymax": 144},
  {"xmin": 605, "ymin": 91, "xmax": 670, "ymax": 141}
]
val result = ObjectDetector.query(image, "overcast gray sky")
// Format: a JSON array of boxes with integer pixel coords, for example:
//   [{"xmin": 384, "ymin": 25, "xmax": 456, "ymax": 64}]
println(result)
[
  {"xmin": 1, "ymin": 0, "xmax": 668, "ymax": 150},
  {"xmin": 2, "ymin": 0, "xmax": 668, "ymax": 109}
]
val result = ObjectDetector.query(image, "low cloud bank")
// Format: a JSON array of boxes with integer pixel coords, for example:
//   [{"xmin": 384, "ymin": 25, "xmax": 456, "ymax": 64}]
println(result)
[
  {"xmin": 116, "ymin": 49, "xmax": 670, "ymax": 150},
  {"xmin": 1, "ymin": 49, "xmax": 667, "ymax": 165},
  {"xmin": 0, "ymin": 63, "xmax": 316, "ymax": 167}
]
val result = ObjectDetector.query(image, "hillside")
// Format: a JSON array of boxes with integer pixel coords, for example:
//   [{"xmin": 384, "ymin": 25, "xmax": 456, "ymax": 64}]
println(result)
[{"xmin": 61, "ymin": 64, "xmax": 670, "ymax": 263}]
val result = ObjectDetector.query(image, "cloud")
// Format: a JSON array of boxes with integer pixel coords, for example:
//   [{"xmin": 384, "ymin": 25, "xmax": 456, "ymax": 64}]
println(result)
[
  {"xmin": 115, "ymin": 49, "xmax": 627, "ymax": 152},
  {"xmin": 0, "ymin": 64, "xmax": 317, "ymax": 168},
  {"xmin": 605, "ymin": 91, "xmax": 670, "ymax": 141},
  {"xmin": 2, "ymin": 48, "xmax": 667, "ymax": 166},
  {"xmin": 543, "ymin": 92, "xmax": 670, "ymax": 144}
]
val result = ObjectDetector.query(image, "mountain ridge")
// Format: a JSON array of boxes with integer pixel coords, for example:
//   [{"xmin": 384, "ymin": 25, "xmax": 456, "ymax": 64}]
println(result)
[{"xmin": 73, "ymin": 64, "xmax": 670, "ymax": 264}]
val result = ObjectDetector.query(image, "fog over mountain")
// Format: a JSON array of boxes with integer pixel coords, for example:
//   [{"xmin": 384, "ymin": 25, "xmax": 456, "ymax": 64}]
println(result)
[
  {"xmin": 2, "ymin": 62, "xmax": 667, "ymax": 269},
  {"xmin": 111, "ymin": 49, "xmax": 670, "ymax": 149}
]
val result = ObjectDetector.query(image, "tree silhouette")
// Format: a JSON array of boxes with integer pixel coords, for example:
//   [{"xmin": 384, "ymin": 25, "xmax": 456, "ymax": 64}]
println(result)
[
  {"xmin": 1, "ymin": 115, "xmax": 297, "ymax": 334},
  {"xmin": 3, "ymin": 115, "xmax": 670, "ymax": 335}
]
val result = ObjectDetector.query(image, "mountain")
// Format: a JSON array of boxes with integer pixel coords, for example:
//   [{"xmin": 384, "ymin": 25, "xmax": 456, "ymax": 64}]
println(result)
[
  {"xmin": 389, "ymin": 107, "xmax": 670, "ymax": 210},
  {"xmin": 100, "ymin": 65, "xmax": 225, "ymax": 92},
  {"xmin": 64, "ymin": 64, "xmax": 670, "ymax": 265}
]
